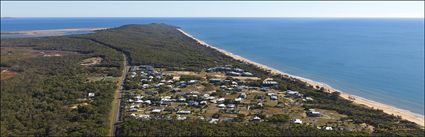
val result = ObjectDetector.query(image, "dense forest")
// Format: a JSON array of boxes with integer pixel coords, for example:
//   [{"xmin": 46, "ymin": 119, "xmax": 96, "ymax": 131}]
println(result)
[
  {"xmin": 1, "ymin": 37, "xmax": 123, "ymax": 136},
  {"xmin": 1, "ymin": 24, "xmax": 424, "ymax": 136}
]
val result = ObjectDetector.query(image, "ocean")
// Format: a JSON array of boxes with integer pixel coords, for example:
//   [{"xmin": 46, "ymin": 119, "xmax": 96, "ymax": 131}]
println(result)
[{"xmin": 1, "ymin": 17, "xmax": 424, "ymax": 115}]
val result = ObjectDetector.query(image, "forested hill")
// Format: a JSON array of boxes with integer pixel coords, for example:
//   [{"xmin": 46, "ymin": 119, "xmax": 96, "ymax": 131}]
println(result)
[
  {"xmin": 1, "ymin": 24, "xmax": 424, "ymax": 136},
  {"xmin": 79, "ymin": 23, "xmax": 235, "ymax": 71}
]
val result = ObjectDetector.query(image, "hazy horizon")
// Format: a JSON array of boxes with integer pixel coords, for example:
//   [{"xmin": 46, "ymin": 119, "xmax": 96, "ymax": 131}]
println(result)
[{"xmin": 1, "ymin": 1, "xmax": 424, "ymax": 18}]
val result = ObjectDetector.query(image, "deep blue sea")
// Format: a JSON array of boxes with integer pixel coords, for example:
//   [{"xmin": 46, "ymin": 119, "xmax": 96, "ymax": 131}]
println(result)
[{"xmin": 1, "ymin": 17, "xmax": 424, "ymax": 115}]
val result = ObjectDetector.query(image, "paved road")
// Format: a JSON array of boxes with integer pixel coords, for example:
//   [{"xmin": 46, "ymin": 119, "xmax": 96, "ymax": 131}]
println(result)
[
  {"xmin": 73, "ymin": 37, "xmax": 130, "ymax": 136},
  {"xmin": 111, "ymin": 53, "xmax": 129, "ymax": 136}
]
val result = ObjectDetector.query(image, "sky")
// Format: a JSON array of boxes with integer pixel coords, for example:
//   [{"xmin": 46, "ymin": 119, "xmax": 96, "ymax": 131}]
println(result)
[{"xmin": 1, "ymin": 1, "xmax": 424, "ymax": 18}]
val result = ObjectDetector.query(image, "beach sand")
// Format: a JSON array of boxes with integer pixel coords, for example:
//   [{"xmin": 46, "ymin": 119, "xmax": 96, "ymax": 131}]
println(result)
[
  {"xmin": 1, "ymin": 28, "xmax": 107, "ymax": 37},
  {"xmin": 177, "ymin": 28, "xmax": 425, "ymax": 127}
]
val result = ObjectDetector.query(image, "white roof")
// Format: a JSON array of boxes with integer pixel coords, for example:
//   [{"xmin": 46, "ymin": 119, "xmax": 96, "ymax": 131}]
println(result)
[
  {"xmin": 253, "ymin": 116, "xmax": 261, "ymax": 120},
  {"xmin": 218, "ymin": 104, "xmax": 226, "ymax": 108},
  {"xmin": 209, "ymin": 118, "xmax": 219, "ymax": 124},
  {"xmin": 177, "ymin": 110, "xmax": 191, "ymax": 114},
  {"xmin": 325, "ymin": 127, "xmax": 333, "ymax": 130},
  {"xmin": 294, "ymin": 119, "xmax": 303, "ymax": 124},
  {"xmin": 227, "ymin": 104, "xmax": 235, "ymax": 108},
  {"xmin": 88, "ymin": 93, "xmax": 95, "ymax": 97},
  {"xmin": 152, "ymin": 109, "xmax": 161, "ymax": 113},
  {"xmin": 144, "ymin": 100, "xmax": 152, "ymax": 104}
]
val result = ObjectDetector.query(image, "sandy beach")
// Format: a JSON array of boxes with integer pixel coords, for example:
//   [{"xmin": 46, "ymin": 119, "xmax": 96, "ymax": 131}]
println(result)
[
  {"xmin": 177, "ymin": 28, "xmax": 425, "ymax": 127},
  {"xmin": 1, "ymin": 28, "xmax": 107, "ymax": 37}
]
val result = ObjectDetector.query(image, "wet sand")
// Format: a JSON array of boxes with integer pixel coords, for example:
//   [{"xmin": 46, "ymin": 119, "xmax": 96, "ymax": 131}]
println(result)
[{"xmin": 177, "ymin": 28, "xmax": 424, "ymax": 127}]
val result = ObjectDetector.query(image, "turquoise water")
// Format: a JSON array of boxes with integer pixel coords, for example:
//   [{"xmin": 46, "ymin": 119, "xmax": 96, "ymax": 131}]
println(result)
[{"xmin": 1, "ymin": 18, "xmax": 424, "ymax": 115}]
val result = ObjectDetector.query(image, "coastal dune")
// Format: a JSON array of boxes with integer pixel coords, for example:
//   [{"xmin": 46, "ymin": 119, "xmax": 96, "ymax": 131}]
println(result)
[{"xmin": 177, "ymin": 28, "xmax": 425, "ymax": 127}]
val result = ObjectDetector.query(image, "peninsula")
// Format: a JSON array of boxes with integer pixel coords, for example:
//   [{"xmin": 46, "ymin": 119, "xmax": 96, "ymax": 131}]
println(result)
[{"xmin": 1, "ymin": 24, "xmax": 423, "ymax": 136}]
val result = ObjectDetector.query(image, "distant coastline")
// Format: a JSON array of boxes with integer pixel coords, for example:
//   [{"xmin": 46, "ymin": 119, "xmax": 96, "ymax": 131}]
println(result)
[
  {"xmin": 177, "ymin": 28, "xmax": 425, "ymax": 127},
  {"xmin": 1, "ymin": 28, "xmax": 107, "ymax": 38}
]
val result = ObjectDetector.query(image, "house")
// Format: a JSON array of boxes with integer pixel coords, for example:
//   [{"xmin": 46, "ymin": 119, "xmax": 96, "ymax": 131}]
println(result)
[
  {"xmin": 226, "ymin": 71, "xmax": 241, "ymax": 76},
  {"xmin": 240, "ymin": 93, "xmax": 247, "ymax": 98},
  {"xmin": 206, "ymin": 96, "xmax": 216, "ymax": 100},
  {"xmin": 88, "ymin": 93, "xmax": 95, "ymax": 97},
  {"xmin": 305, "ymin": 97, "xmax": 314, "ymax": 101},
  {"xmin": 141, "ymin": 84, "xmax": 150, "ymax": 89},
  {"xmin": 324, "ymin": 126, "xmax": 333, "ymax": 130},
  {"xmin": 166, "ymin": 80, "xmax": 174, "ymax": 84},
  {"xmin": 257, "ymin": 102, "xmax": 264, "ymax": 107},
  {"xmin": 135, "ymin": 95, "xmax": 144, "ymax": 100},
  {"xmin": 128, "ymin": 108, "xmax": 137, "ymax": 112},
  {"xmin": 293, "ymin": 119, "xmax": 303, "ymax": 124},
  {"xmin": 177, "ymin": 110, "xmax": 191, "ymax": 114},
  {"xmin": 188, "ymin": 80, "xmax": 198, "ymax": 85},
  {"xmin": 151, "ymin": 109, "xmax": 161, "ymax": 113},
  {"xmin": 200, "ymin": 101, "xmax": 208, "ymax": 105},
  {"xmin": 225, "ymin": 108, "xmax": 239, "ymax": 114},
  {"xmin": 252, "ymin": 116, "xmax": 262, "ymax": 121},
  {"xmin": 262, "ymin": 80, "xmax": 278, "ymax": 87},
  {"xmin": 227, "ymin": 104, "xmax": 235, "ymax": 108},
  {"xmin": 242, "ymin": 72, "xmax": 253, "ymax": 76},
  {"xmin": 209, "ymin": 118, "xmax": 219, "ymax": 124},
  {"xmin": 188, "ymin": 101, "xmax": 200, "ymax": 106},
  {"xmin": 307, "ymin": 109, "xmax": 321, "ymax": 117},
  {"xmin": 218, "ymin": 104, "xmax": 226, "ymax": 108},
  {"xmin": 234, "ymin": 97, "xmax": 242, "ymax": 102},
  {"xmin": 139, "ymin": 114, "xmax": 150, "ymax": 120},
  {"xmin": 144, "ymin": 100, "xmax": 152, "ymax": 105},
  {"xmin": 270, "ymin": 95, "xmax": 278, "ymax": 100},
  {"xmin": 267, "ymin": 92, "xmax": 275, "ymax": 96},
  {"xmin": 285, "ymin": 90, "xmax": 303, "ymax": 97},
  {"xmin": 255, "ymin": 95, "xmax": 265, "ymax": 100},
  {"xmin": 217, "ymin": 98, "xmax": 225, "ymax": 103},
  {"xmin": 233, "ymin": 68, "xmax": 244, "ymax": 72},
  {"xmin": 209, "ymin": 78, "xmax": 221, "ymax": 83},
  {"xmin": 210, "ymin": 99, "xmax": 217, "ymax": 104}
]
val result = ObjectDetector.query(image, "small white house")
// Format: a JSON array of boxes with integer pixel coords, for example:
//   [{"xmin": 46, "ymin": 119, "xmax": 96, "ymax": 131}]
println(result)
[
  {"xmin": 139, "ymin": 114, "xmax": 150, "ymax": 120},
  {"xmin": 151, "ymin": 109, "xmax": 161, "ymax": 113},
  {"xmin": 209, "ymin": 118, "xmax": 219, "ymax": 124},
  {"xmin": 293, "ymin": 119, "xmax": 303, "ymax": 124},
  {"xmin": 200, "ymin": 101, "xmax": 208, "ymax": 105},
  {"xmin": 144, "ymin": 100, "xmax": 152, "ymax": 105},
  {"xmin": 325, "ymin": 126, "xmax": 333, "ymax": 130},
  {"xmin": 234, "ymin": 97, "xmax": 242, "ymax": 102},
  {"xmin": 88, "ymin": 93, "xmax": 95, "ymax": 97},
  {"xmin": 177, "ymin": 110, "xmax": 191, "ymax": 114},
  {"xmin": 217, "ymin": 98, "xmax": 225, "ymax": 103},
  {"xmin": 252, "ymin": 116, "xmax": 262, "ymax": 121},
  {"xmin": 218, "ymin": 104, "xmax": 226, "ymax": 108}
]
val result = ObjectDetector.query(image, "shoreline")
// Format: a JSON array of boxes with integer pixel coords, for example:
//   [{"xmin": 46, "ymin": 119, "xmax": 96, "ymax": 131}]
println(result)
[
  {"xmin": 177, "ymin": 28, "xmax": 425, "ymax": 127},
  {"xmin": 1, "ymin": 28, "xmax": 107, "ymax": 37}
]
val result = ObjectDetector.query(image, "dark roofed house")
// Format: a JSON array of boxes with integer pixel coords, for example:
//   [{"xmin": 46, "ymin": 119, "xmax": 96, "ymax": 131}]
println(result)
[
  {"xmin": 306, "ymin": 109, "xmax": 321, "ymax": 117},
  {"xmin": 226, "ymin": 71, "xmax": 241, "ymax": 76},
  {"xmin": 209, "ymin": 78, "xmax": 222, "ymax": 84}
]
